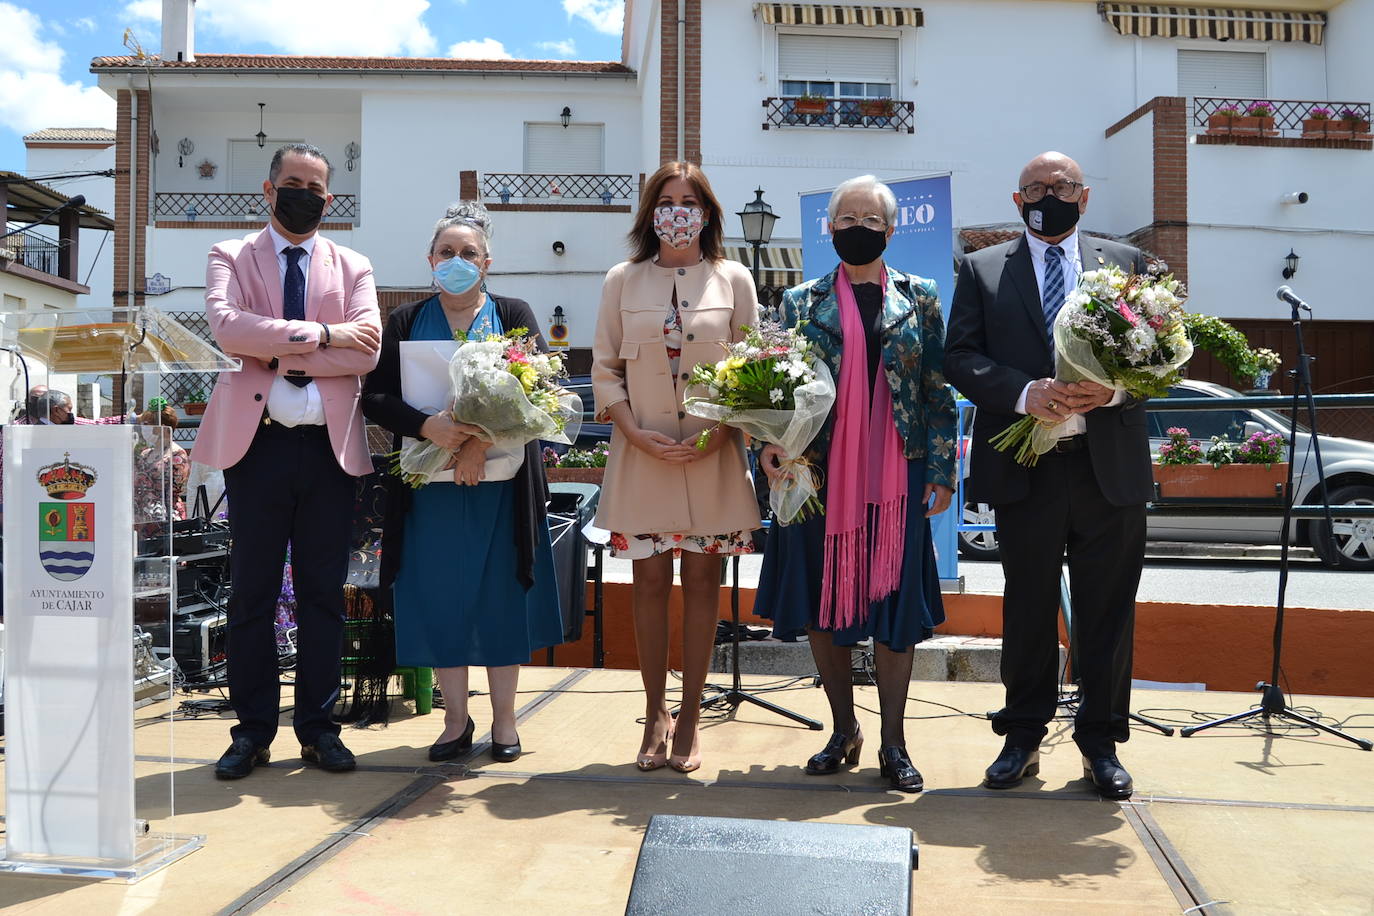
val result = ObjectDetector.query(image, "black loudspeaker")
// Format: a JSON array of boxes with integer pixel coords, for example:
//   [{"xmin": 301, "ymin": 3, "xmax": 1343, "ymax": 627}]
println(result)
[{"xmin": 625, "ymin": 815, "xmax": 917, "ymax": 915}]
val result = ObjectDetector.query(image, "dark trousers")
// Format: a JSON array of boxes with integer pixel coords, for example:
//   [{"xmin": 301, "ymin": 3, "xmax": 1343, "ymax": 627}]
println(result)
[
  {"xmin": 990, "ymin": 447, "xmax": 1146, "ymax": 759},
  {"xmin": 223, "ymin": 421, "xmax": 355, "ymax": 747}
]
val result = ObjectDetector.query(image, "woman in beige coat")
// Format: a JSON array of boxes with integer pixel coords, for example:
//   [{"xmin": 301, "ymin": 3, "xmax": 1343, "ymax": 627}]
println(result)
[{"xmin": 592, "ymin": 161, "xmax": 761, "ymax": 773}]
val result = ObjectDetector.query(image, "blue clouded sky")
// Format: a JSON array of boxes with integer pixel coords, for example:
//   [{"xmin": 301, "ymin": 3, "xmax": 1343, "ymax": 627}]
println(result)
[{"xmin": 0, "ymin": 0, "xmax": 624, "ymax": 173}]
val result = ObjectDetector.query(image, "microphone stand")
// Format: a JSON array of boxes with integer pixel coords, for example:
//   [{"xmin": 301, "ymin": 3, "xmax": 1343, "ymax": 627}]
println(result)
[{"xmin": 1180, "ymin": 292, "xmax": 1371, "ymax": 750}]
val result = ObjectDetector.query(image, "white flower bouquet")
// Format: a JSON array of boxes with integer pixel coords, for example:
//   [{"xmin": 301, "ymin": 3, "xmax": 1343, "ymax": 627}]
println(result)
[
  {"xmin": 684, "ymin": 321, "xmax": 836, "ymax": 523},
  {"xmin": 394, "ymin": 329, "xmax": 582, "ymax": 488},
  {"xmin": 991, "ymin": 266, "xmax": 1193, "ymax": 466}
]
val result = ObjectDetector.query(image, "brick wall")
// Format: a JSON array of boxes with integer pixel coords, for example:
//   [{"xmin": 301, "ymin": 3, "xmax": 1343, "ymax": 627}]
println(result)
[
  {"xmin": 112, "ymin": 88, "xmax": 151, "ymax": 309},
  {"xmin": 658, "ymin": 0, "xmax": 702, "ymax": 165}
]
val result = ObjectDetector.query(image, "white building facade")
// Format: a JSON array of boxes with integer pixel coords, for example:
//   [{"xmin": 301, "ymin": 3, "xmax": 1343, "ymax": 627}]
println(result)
[{"xmin": 90, "ymin": 0, "xmax": 1370, "ymax": 383}]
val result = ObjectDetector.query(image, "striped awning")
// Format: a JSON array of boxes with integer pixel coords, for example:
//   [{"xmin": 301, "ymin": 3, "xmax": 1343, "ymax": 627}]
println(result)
[
  {"xmin": 754, "ymin": 4, "xmax": 924, "ymax": 27},
  {"xmin": 1099, "ymin": 3, "xmax": 1326, "ymax": 45},
  {"xmin": 726, "ymin": 245, "xmax": 804, "ymax": 288}
]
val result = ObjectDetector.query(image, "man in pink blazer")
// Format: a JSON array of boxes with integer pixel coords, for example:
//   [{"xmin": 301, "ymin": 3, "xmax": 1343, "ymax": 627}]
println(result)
[{"xmin": 193, "ymin": 143, "xmax": 381, "ymax": 779}]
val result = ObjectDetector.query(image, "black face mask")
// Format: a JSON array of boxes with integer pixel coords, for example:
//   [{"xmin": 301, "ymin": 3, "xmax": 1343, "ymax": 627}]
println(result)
[
  {"xmin": 60, "ymin": 412, "xmax": 75, "ymax": 425},
  {"xmin": 273, "ymin": 186, "xmax": 327, "ymax": 235},
  {"xmin": 1021, "ymin": 194, "xmax": 1081, "ymax": 238},
  {"xmin": 832, "ymin": 226, "xmax": 888, "ymax": 266}
]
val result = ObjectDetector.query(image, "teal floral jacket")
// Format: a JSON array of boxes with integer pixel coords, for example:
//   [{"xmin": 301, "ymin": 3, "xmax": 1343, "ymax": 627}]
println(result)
[{"xmin": 780, "ymin": 266, "xmax": 957, "ymax": 490}]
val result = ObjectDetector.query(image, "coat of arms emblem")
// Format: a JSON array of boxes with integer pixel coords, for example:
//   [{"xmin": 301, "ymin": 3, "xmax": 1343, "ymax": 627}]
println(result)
[{"xmin": 36, "ymin": 453, "xmax": 98, "ymax": 581}]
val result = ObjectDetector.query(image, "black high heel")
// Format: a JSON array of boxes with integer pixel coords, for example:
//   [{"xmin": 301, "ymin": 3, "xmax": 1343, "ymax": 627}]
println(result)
[
  {"xmin": 428, "ymin": 716, "xmax": 475, "ymax": 762},
  {"xmin": 490, "ymin": 737, "xmax": 522, "ymax": 763},
  {"xmin": 805, "ymin": 727, "xmax": 863, "ymax": 775},
  {"xmin": 877, "ymin": 745, "xmax": 923, "ymax": 793}
]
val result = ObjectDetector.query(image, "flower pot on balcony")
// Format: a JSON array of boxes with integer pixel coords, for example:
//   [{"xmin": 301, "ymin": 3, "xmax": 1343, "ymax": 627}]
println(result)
[
  {"xmin": 545, "ymin": 467, "xmax": 604, "ymax": 485},
  {"xmin": 1152, "ymin": 463, "xmax": 1288, "ymax": 500},
  {"xmin": 1350, "ymin": 119, "xmax": 1373, "ymax": 141},
  {"xmin": 1206, "ymin": 112, "xmax": 1243, "ymax": 134},
  {"xmin": 1252, "ymin": 115, "xmax": 1278, "ymax": 137},
  {"xmin": 859, "ymin": 100, "xmax": 894, "ymax": 118},
  {"xmin": 1302, "ymin": 118, "xmax": 1351, "ymax": 139},
  {"xmin": 183, "ymin": 402, "xmax": 207, "ymax": 416},
  {"xmin": 793, "ymin": 99, "xmax": 828, "ymax": 115}
]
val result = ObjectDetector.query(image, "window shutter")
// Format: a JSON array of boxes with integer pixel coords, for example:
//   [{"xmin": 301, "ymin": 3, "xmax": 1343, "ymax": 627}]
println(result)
[
  {"xmin": 778, "ymin": 34, "xmax": 898, "ymax": 83},
  {"xmin": 523, "ymin": 123, "xmax": 604, "ymax": 173},
  {"xmin": 1177, "ymin": 49, "xmax": 1266, "ymax": 99}
]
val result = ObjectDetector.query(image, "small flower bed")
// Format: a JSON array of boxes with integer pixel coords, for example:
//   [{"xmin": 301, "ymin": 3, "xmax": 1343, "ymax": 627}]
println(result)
[
  {"xmin": 1235, "ymin": 430, "xmax": 1285, "ymax": 467},
  {"xmin": 543, "ymin": 442, "xmax": 609, "ymax": 469}
]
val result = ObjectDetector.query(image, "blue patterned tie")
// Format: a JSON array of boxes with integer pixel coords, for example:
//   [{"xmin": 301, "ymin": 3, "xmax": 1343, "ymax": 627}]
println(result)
[
  {"xmin": 283, "ymin": 247, "xmax": 311, "ymax": 387},
  {"xmin": 1042, "ymin": 245, "xmax": 1066, "ymax": 336}
]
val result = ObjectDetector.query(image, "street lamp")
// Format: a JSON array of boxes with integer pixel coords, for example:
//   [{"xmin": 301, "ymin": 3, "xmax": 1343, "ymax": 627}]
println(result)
[
  {"xmin": 256, "ymin": 102, "xmax": 267, "ymax": 149},
  {"xmin": 736, "ymin": 187, "xmax": 779, "ymax": 294}
]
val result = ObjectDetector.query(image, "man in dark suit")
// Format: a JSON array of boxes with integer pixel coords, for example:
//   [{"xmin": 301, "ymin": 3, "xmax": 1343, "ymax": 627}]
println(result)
[{"xmin": 945, "ymin": 151, "xmax": 1152, "ymax": 799}]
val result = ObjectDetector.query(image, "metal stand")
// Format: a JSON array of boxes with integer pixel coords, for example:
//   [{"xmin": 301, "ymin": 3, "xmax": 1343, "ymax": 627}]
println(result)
[
  {"xmin": 1054, "ymin": 570, "xmax": 1174, "ymax": 735},
  {"xmin": 1180, "ymin": 293, "xmax": 1371, "ymax": 750},
  {"xmin": 698, "ymin": 556, "xmax": 823, "ymax": 730}
]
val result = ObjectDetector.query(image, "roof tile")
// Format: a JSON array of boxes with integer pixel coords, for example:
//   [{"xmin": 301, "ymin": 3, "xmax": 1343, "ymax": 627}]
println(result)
[
  {"xmin": 22, "ymin": 127, "xmax": 117, "ymax": 142},
  {"xmin": 90, "ymin": 53, "xmax": 632, "ymax": 74}
]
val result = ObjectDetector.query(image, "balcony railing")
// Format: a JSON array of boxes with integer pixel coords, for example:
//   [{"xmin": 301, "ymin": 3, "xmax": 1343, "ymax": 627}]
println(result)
[
  {"xmin": 0, "ymin": 226, "xmax": 63, "ymax": 276},
  {"xmin": 153, "ymin": 192, "xmax": 360, "ymax": 222},
  {"xmin": 480, "ymin": 173, "xmax": 636, "ymax": 205},
  {"xmin": 762, "ymin": 97, "xmax": 915, "ymax": 133},
  {"xmin": 1193, "ymin": 97, "xmax": 1372, "ymax": 140}
]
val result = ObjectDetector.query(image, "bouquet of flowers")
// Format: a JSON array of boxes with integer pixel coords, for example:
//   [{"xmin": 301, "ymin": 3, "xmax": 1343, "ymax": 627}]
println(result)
[
  {"xmin": 684, "ymin": 321, "xmax": 836, "ymax": 523},
  {"xmin": 991, "ymin": 266, "xmax": 1193, "ymax": 466},
  {"xmin": 394, "ymin": 328, "xmax": 582, "ymax": 487}
]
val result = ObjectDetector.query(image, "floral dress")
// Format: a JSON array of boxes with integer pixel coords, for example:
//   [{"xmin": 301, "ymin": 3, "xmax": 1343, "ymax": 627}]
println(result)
[{"xmin": 609, "ymin": 286, "xmax": 756, "ymax": 561}]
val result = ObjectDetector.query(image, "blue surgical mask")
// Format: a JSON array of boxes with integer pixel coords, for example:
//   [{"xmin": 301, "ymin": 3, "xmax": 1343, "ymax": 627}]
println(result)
[{"xmin": 432, "ymin": 255, "xmax": 481, "ymax": 295}]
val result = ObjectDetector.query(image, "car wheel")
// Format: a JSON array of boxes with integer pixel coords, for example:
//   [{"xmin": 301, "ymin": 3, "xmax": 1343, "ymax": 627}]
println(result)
[
  {"xmin": 1309, "ymin": 484, "xmax": 1374, "ymax": 571},
  {"xmin": 958, "ymin": 502, "xmax": 1000, "ymax": 561}
]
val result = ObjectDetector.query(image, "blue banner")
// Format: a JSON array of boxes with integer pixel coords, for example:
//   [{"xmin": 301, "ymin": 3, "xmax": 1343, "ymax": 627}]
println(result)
[{"xmin": 798, "ymin": 174, "xmax": 960, "ymax": 581}]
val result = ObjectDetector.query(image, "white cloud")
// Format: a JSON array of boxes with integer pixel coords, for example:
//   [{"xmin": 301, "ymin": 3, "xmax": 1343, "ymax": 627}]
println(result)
[
  {"xmin": 0, "ymin": 3, "xmax": 115, "ymax": 136},
  {"xmin": 536, "ymin": 39, "xmax": 577, "ymax": 58},
  {"xmin": 127, "ymin": 0, "xmax": 438, "ymax": 56},
  {"xmin": 563, "ymin": 0, "xmax": 623, "ymax": 36},
  {"xmin": 74, "ymin": 17, "xmax": 98, "ymax": 33},
  {"xmin": 447, "ymin": 38, "xmax": 512, "ymax": 60}
]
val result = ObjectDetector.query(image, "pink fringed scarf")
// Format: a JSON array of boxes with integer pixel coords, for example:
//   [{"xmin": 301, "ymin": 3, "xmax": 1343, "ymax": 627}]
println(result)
[{"xmin": 819, "ymin": 267, "xmax": 908, "ymax": 629}]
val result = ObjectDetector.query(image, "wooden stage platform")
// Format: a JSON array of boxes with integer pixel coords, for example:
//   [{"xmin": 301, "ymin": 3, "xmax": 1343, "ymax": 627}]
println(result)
[{"xmin": 2, "ymin": 670, "xmax": 1372, "ymax": 914}]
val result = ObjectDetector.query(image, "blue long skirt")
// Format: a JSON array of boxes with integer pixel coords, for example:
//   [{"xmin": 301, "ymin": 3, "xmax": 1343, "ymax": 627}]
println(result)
[
  {"xmin": 393, "ymin": 479, "xmax": 563, "ymax": 668},
  {"xmin": 755, "ymin": 459, "xmax": 944, "ymax": 651}
]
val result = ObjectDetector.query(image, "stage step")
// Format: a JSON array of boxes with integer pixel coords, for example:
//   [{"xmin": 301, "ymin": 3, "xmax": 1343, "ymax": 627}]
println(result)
[{"xmin": 709, "ymin": 634, "xmax": 1064, "ymax": 683}]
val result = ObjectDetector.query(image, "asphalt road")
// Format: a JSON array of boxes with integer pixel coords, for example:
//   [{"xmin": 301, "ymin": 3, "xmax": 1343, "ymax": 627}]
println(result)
[{"xmin": 600, "ymin": 548, "xmax": 1371, "ymax": 612}]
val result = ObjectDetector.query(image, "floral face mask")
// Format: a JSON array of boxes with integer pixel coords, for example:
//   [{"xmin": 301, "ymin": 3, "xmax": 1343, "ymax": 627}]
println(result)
[{"xmin": 653, "ymin": 205, "xmax": 705, "ymax": 249}]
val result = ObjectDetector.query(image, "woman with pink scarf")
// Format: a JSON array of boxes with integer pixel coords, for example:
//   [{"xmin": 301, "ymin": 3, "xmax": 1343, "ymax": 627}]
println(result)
[{"xmin": 756, "ymin": 175, "xmax": 957, "ymax": 792}]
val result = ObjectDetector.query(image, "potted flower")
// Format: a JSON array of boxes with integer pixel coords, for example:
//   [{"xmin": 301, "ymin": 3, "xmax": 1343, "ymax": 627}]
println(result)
[
  {"xmin": 1206, "ymin": 105, "xmax": 1243, "ymax": 134},
  {"xmin": 792, "ymin": 93, "xmax": 829, "ymax": 116},
  {"xmin": 1248, "ymin": 348, "xmax": 1281, "ymax": 391},
  {"xmin": 1244, "ymin": 101, "xmax": 1277, "ymax": 136},
  {"xmin": 858, "ymin": 97, "xmax": 895, "ymax": 118},
  {"xmin": 1303, "ymin": 106, "xmax": 1338, "ymax": 138},
  {"xmin": 543, "ymin": 442, "xmax": 609, "ymax": 484},
  {"xmin": 1152, "ymin": 428, "xmax": 1289, "ymax": 500},
  {"xmin": 183, "ymin": 390, "xmax": 208, "ymax": 416},
  {"xmin": 1340, "ymin": 106, "xmax": 1372, "ymax": 140}
]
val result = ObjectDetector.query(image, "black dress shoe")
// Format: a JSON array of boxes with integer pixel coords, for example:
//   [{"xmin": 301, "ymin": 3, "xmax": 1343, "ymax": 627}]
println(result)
[
  {"xmin": 877, "ymin": 745, "xmax": 923, "ymax": 793},
  {"xmin": 983, "ymin": 745, "xmax": 1040, "ymax": 789},
  {"xmin": 490, "ymin": 738, "xmax": 522, "ymax": 763},
  {"xmin": 215, "ymin": 737, "xmax": 270, "ymax": 780},
  {"xmin": 428, "ymin": 717, "xmax": 475, "ymax": 762},
  {"xmin": 301, "ymin": 733, "xmax": 356, "ymax": 772},
  {"xmin": 805, "ymin": 727, "xmax": 863, "ymax": 775},
  {"xmin": 1082, "ymin": 754, "xmax": 1133, "ymax": 799}
]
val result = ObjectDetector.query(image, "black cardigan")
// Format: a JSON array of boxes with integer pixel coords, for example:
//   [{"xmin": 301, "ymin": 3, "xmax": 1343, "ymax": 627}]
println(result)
[{"xmin": 361, "ymin": 294, "xmax": 551, "ymax": 591}]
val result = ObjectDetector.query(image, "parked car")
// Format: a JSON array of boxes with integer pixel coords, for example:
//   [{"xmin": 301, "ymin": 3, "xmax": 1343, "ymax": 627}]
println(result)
[
  {"xmin": 957, "ymin": 380, "xmax": 1374, "ymax": 570},
  {"xmin": 557, "ymin": 374, "xmax": 612, "ymax": 450}
]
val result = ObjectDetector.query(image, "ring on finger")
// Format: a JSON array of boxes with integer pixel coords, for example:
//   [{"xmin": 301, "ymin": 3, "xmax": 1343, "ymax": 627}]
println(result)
[{"xmin": 1047, "ymin": 400, "xmax": 1058, "ymax": 410}]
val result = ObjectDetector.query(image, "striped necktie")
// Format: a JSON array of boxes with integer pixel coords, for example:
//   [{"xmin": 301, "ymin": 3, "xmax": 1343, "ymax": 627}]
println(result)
[
  {"xmin": 1042, "ymin": 245, "xmax": 1066, "ymax": 336},
  {"xmin": 283, "ymin": 246, "xmax": 311, "ymax": 387}
]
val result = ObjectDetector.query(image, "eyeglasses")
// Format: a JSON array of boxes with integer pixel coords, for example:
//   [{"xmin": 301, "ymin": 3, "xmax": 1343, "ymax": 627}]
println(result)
[
  {"xmin": 832, "ymin": 214, "xmax": 887, "ymax": 231},
  {"xmin": 1019, "ymin": 180, "xmax": 1084, "ymax": 203}
]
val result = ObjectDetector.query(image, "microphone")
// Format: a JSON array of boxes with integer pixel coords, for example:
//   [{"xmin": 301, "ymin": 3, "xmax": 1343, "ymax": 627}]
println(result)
[{"xmin": 1276, "ymin": 285, "xmax": 1310, "ymax": 313}]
